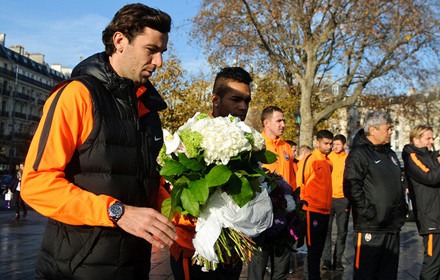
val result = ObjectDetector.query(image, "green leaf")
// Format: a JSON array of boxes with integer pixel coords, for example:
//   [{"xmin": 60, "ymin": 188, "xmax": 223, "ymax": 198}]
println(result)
[
  {"xmin": 178, "ymin": 153, "xmax": 203, "ymax": 171},
  {"xmin": 252, "ymin": 149, "xmax": 277, "ymax": 164},
  {"xmin": 230, "ymin": 175, "xmax": 254, "ymax": 207},
  {"xmin": 170, "ymin": 183, "xmax": 185, "ymax": 209},
  {"xmin": 181, "ymin": 188, "xmax": 200, "ymax": 217},
  {"xmin": 188, "ymin": 178, "xmax": 209, "ymax": 204},
  {"xmin": 206, "ymin": 165, "xmax": 232, "ymax": 187},
  {"xmin": 161, "ymin": 198, "xmax": 173, "ymax": 219},
  {"xmin": 159, "ymin": 159, "xmax": 188, "ymax": 176},
  {"xmin": 174, "ymin": 176, "xmax": 191, "ymax": 188}
]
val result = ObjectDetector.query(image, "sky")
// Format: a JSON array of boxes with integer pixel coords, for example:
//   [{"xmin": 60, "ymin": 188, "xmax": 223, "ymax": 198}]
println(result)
[{"xmin": 0, "ymin": 0, "xmax": 208, "ymax": 75}]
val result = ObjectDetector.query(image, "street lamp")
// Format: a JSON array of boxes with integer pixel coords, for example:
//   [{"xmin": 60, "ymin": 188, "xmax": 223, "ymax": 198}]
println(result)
[
  {"xmin": 294, "ymin": 108, "xmax": 301, "ymax": 125},
  {"xmin": 294, "ymin": 108, "xmax": 301, "ymax": 144}
]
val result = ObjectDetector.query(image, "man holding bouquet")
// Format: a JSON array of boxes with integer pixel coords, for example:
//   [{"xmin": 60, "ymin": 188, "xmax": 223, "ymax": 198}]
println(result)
[
  {"xmin": 168, "ymin": 66, "xmax": 253, "ymax": 280},
  {"xmin": 247, "ymin": 106, "xmax": 296, "ymax": 280}
]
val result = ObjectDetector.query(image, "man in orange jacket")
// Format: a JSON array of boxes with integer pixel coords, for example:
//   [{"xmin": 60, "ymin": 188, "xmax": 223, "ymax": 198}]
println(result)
[
  {"xmin": 322, "ymin": 134, "xmax": 349, "ymax": 271},
  {"xmin": 167, "ymin": 66, "xmax": 253, "ymax": 280},
  {"xmin": 247, "ymin": 106, "xmax": 296, "ymax": 280},
  {"xmin": 296, "ymin": 130, "xmax": 333, "ymax": 280}
]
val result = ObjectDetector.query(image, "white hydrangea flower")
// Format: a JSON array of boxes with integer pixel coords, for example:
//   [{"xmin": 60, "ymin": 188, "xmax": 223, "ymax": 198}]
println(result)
[
  {"xmin": 251, "ymin": 129, "xmax": 265, "ymax": 151},
  {"xmin": 197, "ymin": 116, "xmax": 252, "ymax": 165}
]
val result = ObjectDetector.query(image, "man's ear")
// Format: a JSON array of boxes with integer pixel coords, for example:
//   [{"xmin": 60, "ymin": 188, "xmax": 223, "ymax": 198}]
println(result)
[
  {"xmin": 263, "ymin": 119, "xmax": 269, "ymax": 127},
  {"xmin": 212, "ymin": 94, "xmax": 221, "ymax": 106},
  {"xmin": 113, "ymin": 32, "xmax": 127, "ymax": 53},
  {"xmin": 368, "ymin": 126, "xmax": 376, "ymax": 137}
]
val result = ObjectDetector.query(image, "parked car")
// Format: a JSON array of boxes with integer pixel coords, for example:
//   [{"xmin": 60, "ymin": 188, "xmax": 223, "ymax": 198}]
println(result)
[{"xmin": 0, "ymin": 174, "xmax": 13, "ymax": 194}]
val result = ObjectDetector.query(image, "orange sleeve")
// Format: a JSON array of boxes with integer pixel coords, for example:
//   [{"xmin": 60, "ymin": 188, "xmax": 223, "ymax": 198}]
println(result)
[{"xmin": 21, "ymin": 81, "xmax": 117, "ymax": 227}]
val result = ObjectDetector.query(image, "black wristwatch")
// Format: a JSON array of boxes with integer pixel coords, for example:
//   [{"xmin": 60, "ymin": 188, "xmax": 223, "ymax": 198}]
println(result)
[{"xmin": 108, "ymin": 201, "xmax": 125, "ymax": 224}]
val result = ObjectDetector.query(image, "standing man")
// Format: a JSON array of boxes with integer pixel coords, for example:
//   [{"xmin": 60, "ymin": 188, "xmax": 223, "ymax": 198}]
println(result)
[
  {"xmin": 11, "ymin": 163, "xmax": 27, "ymax": 221},
  {"xmin": 344, "ymin": 111, "xmax": 407, "ymax": 280},
  {"xmin": 403, "ymin": 124, "xmax": 440, "ymax": 280},
  {"xmin": 248, "ymin": 106, "xmax": 296, "ymax": 280},
  {"xmin": 169, "ymin": 66, "xmax": 252, "ymax": 280},
  {"xmin": 296, "ymin": 130, "xmax": 334, "ymax": 280},
  {"xmin": 322, "ymin": 134, "xmax": 349, "ymax": 271},
  {"xmin": 21, "ymin": 4, "xmax": 177, "ymax": 279},
  {"xmin": 286, "ymin": 140, "xmax": 298, "ymax": 162}
]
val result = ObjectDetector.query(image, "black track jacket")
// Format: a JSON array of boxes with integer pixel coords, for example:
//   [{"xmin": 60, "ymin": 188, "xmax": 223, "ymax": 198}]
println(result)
[
  {"xmin": 403, "ymin": 144, "xmax": 440, "ymax": 235},
  {"xmin": 344, "ymin": 129, "xmax": 406, "ymax": 233}
]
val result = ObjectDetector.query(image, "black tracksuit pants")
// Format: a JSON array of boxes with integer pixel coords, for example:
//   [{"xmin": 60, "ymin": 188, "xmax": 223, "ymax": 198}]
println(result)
[
  {"xmin": 353, "ymin": 232, "xmax": 400, "ymax": 280},
  {"xmin": 420, "ymin": 233, "xmax": 440, "ymax": 280},
  {"xmin": 305, "ymin": 211, "xmax": 329, "ymax": 280},
  {"xmin": 322, "ymin": 197, "xmax": 350, "ymax": 266}
]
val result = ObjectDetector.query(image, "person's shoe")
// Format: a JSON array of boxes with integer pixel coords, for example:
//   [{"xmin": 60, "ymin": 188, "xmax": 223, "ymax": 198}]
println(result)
[
  {"xmin": 335, "ymin": 262, "xmax": 344, "ymax": 271},
  {"xmin": 321, "ymin": 260, "xmax": 332, "ymax": 270}
]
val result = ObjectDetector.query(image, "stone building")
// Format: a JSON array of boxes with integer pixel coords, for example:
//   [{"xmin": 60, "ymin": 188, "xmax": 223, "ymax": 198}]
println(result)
[
  {"xmin": 0, "ymin": 33, "xmax": 70, "ymax": 173},
  {"xmin": 334, "ymin": 89, "xmax": 440, "ymax": 154}
]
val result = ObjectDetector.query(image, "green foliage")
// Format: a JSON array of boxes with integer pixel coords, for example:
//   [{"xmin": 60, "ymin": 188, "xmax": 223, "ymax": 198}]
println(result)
[{"xmin": 160, "ymin": 148, "xmax": 276, "ymax": 219}]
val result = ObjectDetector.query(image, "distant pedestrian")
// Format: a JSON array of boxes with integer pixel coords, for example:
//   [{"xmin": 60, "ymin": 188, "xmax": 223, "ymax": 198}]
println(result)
[
  {"xmin": 11, "ymin": 163, "xmax": 26, "ymax": 220},
  {"xmin": 403, "ymin": 124, "xmax": 440, "ymax": 280},
  {"xmin": 344, "ymin": 111, "xmax": 407, "ymax": 280},
  {"xmin": 4, "ymin": 187, "xmax": 12, "ymax": 209}
]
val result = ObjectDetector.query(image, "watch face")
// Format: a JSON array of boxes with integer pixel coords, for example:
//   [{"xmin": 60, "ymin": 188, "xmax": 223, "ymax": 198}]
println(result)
[
  {"xmin": 110, "ymin": 202, "xmax": 124, "ymax": 221},
  {"xmin": 112, "ymin": 204, "xmax": 123, "ymax": 216}
]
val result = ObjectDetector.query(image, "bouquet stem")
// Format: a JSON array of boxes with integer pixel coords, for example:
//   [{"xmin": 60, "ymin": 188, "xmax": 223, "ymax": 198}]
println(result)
[{"xmin": 192, "ymin": 227, "xmax": 261, "ymax": 271}]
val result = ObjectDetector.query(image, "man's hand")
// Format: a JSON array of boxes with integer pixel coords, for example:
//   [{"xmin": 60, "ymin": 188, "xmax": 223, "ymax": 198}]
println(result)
[{"xmin": 117, "ymin": 205, "xmax": 177, "ymax": 249}]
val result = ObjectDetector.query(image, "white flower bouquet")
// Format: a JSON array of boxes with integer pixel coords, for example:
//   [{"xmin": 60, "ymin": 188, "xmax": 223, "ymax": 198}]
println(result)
[{"xmin": 158, "ymin": 112, "xmax": 277, "ymax": 270}]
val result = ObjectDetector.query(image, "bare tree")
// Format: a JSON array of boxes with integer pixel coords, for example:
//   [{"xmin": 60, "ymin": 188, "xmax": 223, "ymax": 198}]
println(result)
[
  {"xmin": 191, "ymin": 0, "xmax": 440, "ymax": 145},
  {"xmin": 151, "ymin": 51, "xmax": 211, "ymax": 132}
]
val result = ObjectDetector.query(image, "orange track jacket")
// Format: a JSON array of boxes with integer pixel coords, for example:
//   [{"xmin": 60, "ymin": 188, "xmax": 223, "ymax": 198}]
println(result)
[
  {"xmin": 21, "ymin": 81, "xmax": 150, "ymax": 227},
  {"xmin": 296, "ymin": 149, "xmax": 333, "ymax": 214},
  {"xmin": 261, "ymin": 131, "xmax": 296, "ymax": 190},
  {"xmin": 328, "ymin": 151, "xmax": 348, "ymax": 199}
]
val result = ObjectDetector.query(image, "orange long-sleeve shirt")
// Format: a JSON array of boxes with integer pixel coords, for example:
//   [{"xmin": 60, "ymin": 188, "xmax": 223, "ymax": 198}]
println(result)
[
  {"xmin": 22, "ymin": 81, "xmax": 150, "ymax": 227},
  {"xmin": 296, "ymin": 149, "xmax": 333, "ymax": 214},
  {"xmin": 328, "ymin": 151, "xmax": 348, "ymax": 199},
  {"xmin": 261, "ymin": 131, "xmax": 296, "ymax": 190}
]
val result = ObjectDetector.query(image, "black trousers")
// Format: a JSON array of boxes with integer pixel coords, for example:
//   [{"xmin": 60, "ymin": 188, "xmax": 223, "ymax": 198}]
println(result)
[
  {"xmin": 322, "ymin": 197, "xmax": 350, "ymax": 265},
  {"xmin": 14, "ymin": 190, "xmax": 27, "ymax": 216},
  {"xmin": 170, "ymin": 253, "xmax": 242, "ymax": 280},
  {"xmin": 247, "ymin": 240, "xmax": 290, "ymax": 280},
  {"xmin": 305, "ymin": 211, "xmax": 329, "ymax": 280},
  {"xmin": 353, "ymin": 232, "xmax": 400, "ymax": 280},
  {"xmin": 420, "ymin": 233, "xmax": 440, "ymax": 280}
]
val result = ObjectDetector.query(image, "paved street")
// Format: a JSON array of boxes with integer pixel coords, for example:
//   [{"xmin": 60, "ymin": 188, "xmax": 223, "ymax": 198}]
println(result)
[{"xmin": 1, "ymin": 202, "xmax": 423, "ymax": 279}]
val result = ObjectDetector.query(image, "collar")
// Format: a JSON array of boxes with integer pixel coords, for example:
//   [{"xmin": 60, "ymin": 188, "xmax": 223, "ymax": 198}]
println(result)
[
  {"xmin": 261, "ymin": 131, "xmax": 280, "ymax": 145},
  {"xmin": 312, "ymin": 148, "xmax": 329, "ymax": 160}
]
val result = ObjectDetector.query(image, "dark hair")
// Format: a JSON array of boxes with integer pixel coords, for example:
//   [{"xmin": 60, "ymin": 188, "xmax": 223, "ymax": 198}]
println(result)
[
  {"xmin": 102, "ymin": 3, "xmax": 172, "ymax": 56},
  {"xmin": 261, "ymin": 106, "xmax": 283, "ymax": 124},
  {"xmin": 333, "ymin": 134, "xmax": 347, "ymax": 144},
  {"xmin": 286, "ymin": 140, "xmax": 297, "ymax": 146},
  {"xmin": 212, "ymin": 67, "xmax": 252, "ymax": 98},
  {"xmin": 316, "ymin": 129, "xmax": 334, "ymax": 140}
]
